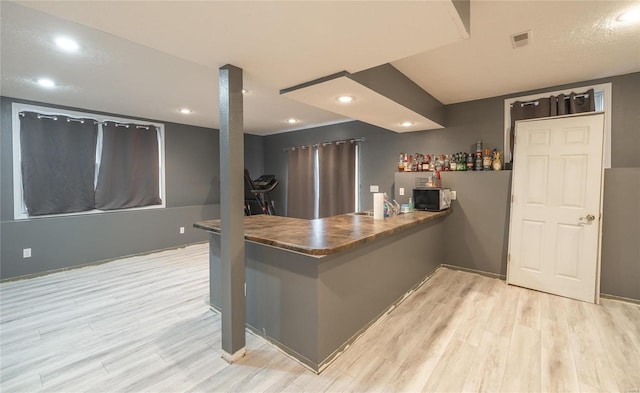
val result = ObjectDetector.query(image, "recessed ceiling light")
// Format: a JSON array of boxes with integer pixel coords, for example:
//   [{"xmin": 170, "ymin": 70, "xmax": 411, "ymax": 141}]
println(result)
[
  {"xmin": 617, "ymin": 7, "xmax": 640, "ymax": 22},
  {"xmin": 401, "ymin": 121, "xmax": 414, "ymax": 127},
  {"xmin": 242, "ymin": 89, "xmax": 249, "ymax": 95},
  {"xmin": 180, "ymin": 108, "xmax": 192, "ymax": 114},
  {"xmin": 286, "ymin": 118, "xmax": 299, "ymax": 124},
  {"xmin": 37, "ymin": 78, "xmax": 55, "ymax": 88},
  {"xmin": 54, "ymin": 36, "xmax": 79, "ymax": 52},
  {"xmin": 337, "ymin": 95, "xmax": 354, "ymax": 103}
]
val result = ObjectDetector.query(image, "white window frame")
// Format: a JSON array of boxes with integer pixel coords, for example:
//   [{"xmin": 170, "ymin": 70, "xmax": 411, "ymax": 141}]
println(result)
[
  {"xmin": 355, "ymin": 143, "xmax": 361, "ymax": 212},
  {"xmin": 12, "ymin": 103, "xmax": 166, "ymax": 220},
  {"xmin": 503, "ymin": 82, "xmax": 612, "ymax": 168},
  {"xmin": 313, "ymin": 147, "xmax": 320, "ymax": 219}
]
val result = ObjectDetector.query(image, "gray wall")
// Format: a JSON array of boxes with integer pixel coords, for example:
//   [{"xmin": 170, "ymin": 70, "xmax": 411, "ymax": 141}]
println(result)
[
  {"xmin": 502, "ymin": 72, "xmax": 640, "ymax": 168},
  {"xmin": 606, "ymin": 73, "xmax": 640, "ymax": 168},
  {"xmin": 438, "ymin": 167, "xmax": 640, "ymax": 300},
  {"xmin": 263, "ymin": 95, "xmax": 507, "ymax": 216},
  {"xmin": 452, "ymin": 0, "xmax": 471, "ymax": 35},
  {"xmin": 208, "ymin": 215, "xmax": 446, "ymax": 370},
  {"xmin": 264, "ymin": 72, "xmax": 640, "ymax": 300},
  {"xmin": 2, "ymin": 71, "xmax": 637, "ymax": 299},
  {"xmin": 318, "ymin": 217, "xmax": 445, "ymax": 364},
  {"xmin": 439, "ymin": 171, "xmax": 511, "ymax": 276},
  {"xmin": 1, "ymin": 205, "xmax": 219, "ymax": 278},
  {"xmin": 600, "ymin": 168, "xmax": 640, "ymax": 301},
  {"xmin": 264, "ymin": 121, "xmax": 400, "ymax": 214},
  {"xmin": 0, "ymin": 96, "xmax": 262, "ymax": 280},
  {"xmin": 244, "ymin": 133, "xmax": 265, "ymax": 178},
  {"xmin": 350, "ymin": 64, "xmax": 445, "ymax": 126},
  {"xmin": 394, "ymin": 171, "xmax": 511, "ymax": 276},
  {"xmin": 165, "ymin": 123, "xmax": 219, "ymax": 207}
]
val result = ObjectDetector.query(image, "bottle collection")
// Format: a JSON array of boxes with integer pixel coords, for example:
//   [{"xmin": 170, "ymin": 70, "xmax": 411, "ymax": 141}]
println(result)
[{"xmin": 397, "ymin": 140, "xmax": 503, "ymax": 173}]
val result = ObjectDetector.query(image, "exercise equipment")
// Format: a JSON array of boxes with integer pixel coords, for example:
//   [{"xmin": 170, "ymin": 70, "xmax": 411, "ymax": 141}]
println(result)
[{"xmin": 244, "ymin": 170, "xmax": 278, "ymax": 216}]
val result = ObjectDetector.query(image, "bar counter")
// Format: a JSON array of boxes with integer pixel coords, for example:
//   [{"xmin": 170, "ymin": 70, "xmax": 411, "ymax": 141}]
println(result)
[
  {"xmin": 194, "ymin": 210, "xmax": 450, "ymax": 256},
  {"xmin": 195, "ymin": 210, "xmax": 450, "ymax": 372}
]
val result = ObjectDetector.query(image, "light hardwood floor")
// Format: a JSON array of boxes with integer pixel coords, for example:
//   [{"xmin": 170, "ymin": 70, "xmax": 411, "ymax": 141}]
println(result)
[{"xmin": 1, "ymin": 243, "xmax": 639, "ymax": 392}]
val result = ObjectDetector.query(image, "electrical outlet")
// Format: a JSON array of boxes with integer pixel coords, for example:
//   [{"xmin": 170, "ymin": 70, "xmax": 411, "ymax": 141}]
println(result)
[
  {"xmin": 179, "ymin": 226, "xmax": 185, "ymax": 234},
  {"xmin": 451, "ymin": 191, "xmax": 457, "ymax": 200},
  {"xmin": 399, "ymin": 187, "xmax": 405, "ymax": 196},
  {"xmin": 23, "ymin": 248, "xmax": 31, "ymax": 258},
  {"xmin": 370, "ymin": 185, "xmax": 379, "ymax": 192}
]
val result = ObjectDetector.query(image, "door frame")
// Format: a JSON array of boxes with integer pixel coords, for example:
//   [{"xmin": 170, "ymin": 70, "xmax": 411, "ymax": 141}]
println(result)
[{"xmin": 506, "ymin": 112, "xmax": 606, "ymax": 304}]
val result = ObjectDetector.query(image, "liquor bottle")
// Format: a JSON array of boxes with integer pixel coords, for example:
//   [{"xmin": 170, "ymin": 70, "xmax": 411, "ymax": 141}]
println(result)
[{"xmin": 483, "ymin": 149, "xmax": 492, "ymax": 170}]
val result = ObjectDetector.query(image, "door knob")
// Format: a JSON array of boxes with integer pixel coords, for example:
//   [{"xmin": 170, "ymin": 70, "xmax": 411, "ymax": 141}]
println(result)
[{"xmin": 579, "ymin": 214, "xmax": 596, "ymax": 223}]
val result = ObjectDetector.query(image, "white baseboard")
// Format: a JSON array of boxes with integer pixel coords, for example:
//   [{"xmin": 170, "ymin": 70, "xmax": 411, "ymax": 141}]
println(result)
[{"xmin": 221, "ymin": 347, "xmax": 246, "ymax": 363}]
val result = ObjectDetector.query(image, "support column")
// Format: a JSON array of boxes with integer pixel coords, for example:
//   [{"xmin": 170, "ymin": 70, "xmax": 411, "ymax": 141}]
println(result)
[{"xmin": 218, "ymin": 64, "xmax": 245, "ymax": 362}]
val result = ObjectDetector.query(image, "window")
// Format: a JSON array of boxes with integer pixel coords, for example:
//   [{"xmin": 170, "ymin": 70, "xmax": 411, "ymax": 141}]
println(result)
[
  {"xmin": 12, "ymin": 103, "xmax": 166, "ymax": 219},
  {"xmin": 503, "ymin": 83, "xmax": 611, "ymax": 168},
  {"xmin": 285, "ymin": 139, "xmax": 361, "ymax": 219}
]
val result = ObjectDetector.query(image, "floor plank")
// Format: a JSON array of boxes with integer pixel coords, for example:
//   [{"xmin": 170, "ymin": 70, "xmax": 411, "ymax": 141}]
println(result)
[
  {"xmin": 515, "ymin": 286, "xmax": 541, "ymax": 330},
  {"xmin": 462, "ymin": 331, "xmax": 510, "ymax": 393},
  {"xmin": 382, "ymin": 347, "xmax": 440, "ymax": 393},
  {"xmin": 500, "ymin": 324, "xmax": 541, "ymax": 392},
  {"xmin": 422, "ymin": 338, "xmax": 477, "ymax": 393},
  {"xmin": 565, "ymin": 299, "xmax": 620, "ymax": 393},
  {"xmin": 540, "ymin": 316, "xmax": 580, "ymax": 392},
  {"xmin": 588, "ymin": 300, "xmax": 640, "ymax": 392}
]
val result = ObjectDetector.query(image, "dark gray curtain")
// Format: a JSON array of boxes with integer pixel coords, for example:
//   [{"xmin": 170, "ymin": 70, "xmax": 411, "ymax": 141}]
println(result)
[
  {"xmin": 19, "ymin": 112, "xmax": 97, "ymax": 215},
  {"xmin": 510, "ymin": 88, "xmax": 595, "ymax": 161},
  {"xmin": 95, "ymin": 122, "xmax": 161, "ymax": 210},
  {"xmin": 318, "ymin": 142, "xmax": 356, "ymax": 218},
  {"xmin": 286, "ymin": 147, "xmax": 314, "ymax": 219}
]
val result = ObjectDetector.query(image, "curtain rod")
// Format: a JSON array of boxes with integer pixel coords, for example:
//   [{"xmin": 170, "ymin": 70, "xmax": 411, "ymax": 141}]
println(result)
[
  {"xmin": 19, "ymin": 111, "xmax": 157, "ymax": 130},
  {"xmin": 282, "ymin": 137, "xmax": 365, "ymax": 152},
  {"xmin": 510, "ymin": 92, "xmax": 590, "ymax": 108}
]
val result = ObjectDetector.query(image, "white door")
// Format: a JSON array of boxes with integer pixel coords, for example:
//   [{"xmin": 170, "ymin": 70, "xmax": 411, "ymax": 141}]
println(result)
[{"xmin": 507, "ymin": 113, "xmax": 605, "ymax": 303}]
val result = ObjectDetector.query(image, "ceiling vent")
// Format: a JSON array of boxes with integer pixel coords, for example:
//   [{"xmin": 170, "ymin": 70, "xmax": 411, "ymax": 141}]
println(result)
[{"xmin": 511, "ymin": 30, "xmax": 531, "ymax": 49}]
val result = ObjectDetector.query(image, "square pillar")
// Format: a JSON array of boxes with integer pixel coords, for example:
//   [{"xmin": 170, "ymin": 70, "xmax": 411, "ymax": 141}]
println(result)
[{"xmin": 218, "ymin": 64, "xmax": 245, "ymax": 362}]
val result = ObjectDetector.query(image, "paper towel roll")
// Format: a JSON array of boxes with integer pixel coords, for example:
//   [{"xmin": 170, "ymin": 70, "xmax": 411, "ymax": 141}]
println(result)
[{"xmin": 373, "ymin": 193, "xmax": 384, "ymax": 220}]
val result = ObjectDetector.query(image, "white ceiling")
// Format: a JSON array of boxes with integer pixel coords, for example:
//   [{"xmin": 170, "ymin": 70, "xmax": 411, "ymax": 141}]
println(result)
[
  {"xmin": 393, "ymin": 0, "xmax": 640, "ymax": 104},
  {"xmin": 2, "ymin": 1, "xmax": 639, "ymax": 136}
]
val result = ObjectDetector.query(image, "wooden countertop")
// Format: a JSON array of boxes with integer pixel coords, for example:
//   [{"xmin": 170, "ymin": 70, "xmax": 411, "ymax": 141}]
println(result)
[{"xmin": 194, "ymin": 210, "xmax": 450, "ymax": 256}]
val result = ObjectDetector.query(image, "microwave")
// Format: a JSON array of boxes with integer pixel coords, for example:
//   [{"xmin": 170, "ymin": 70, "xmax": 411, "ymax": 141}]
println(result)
[{"xmin": 413, "ymin": 188, "xmax": 451, "ymax": 211}]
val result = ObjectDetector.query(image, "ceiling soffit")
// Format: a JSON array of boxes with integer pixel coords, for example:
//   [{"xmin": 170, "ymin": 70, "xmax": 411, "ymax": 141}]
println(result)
[{"xmin": 281, "ymin": 67, "xmax": 445, "ymax": 133}]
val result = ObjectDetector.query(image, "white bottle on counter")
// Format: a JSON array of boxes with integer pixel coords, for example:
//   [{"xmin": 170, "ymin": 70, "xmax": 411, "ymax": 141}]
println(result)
[{"xmin": 373, "ymin": 193, "xmax": 385, "ymax": 220}]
